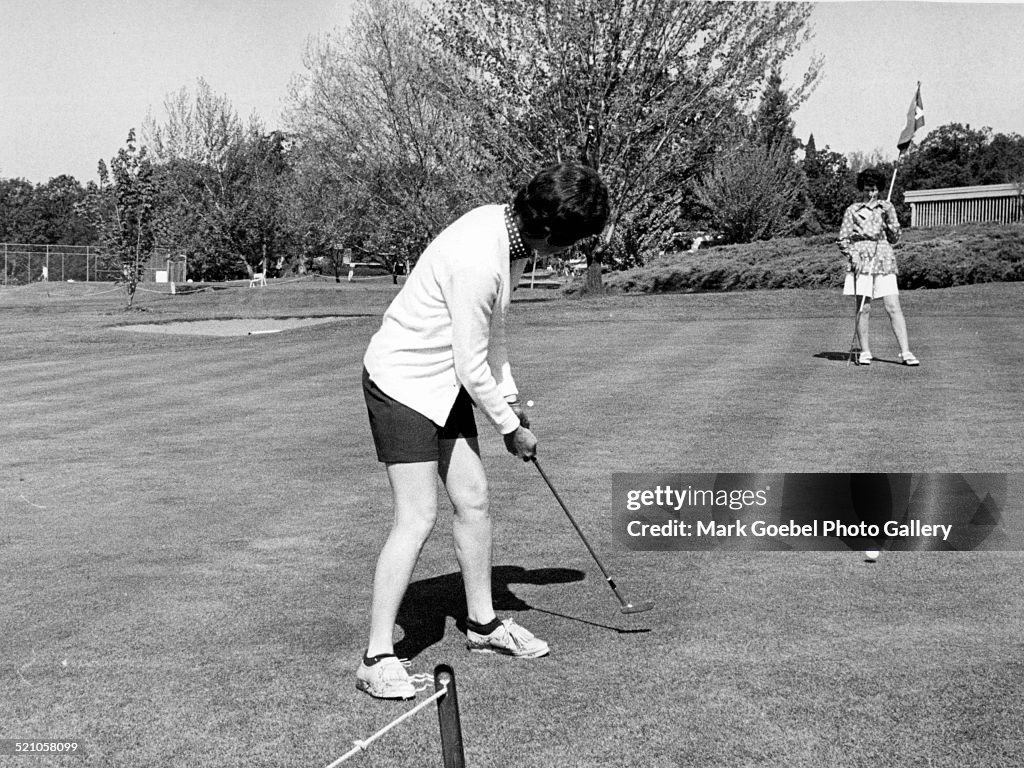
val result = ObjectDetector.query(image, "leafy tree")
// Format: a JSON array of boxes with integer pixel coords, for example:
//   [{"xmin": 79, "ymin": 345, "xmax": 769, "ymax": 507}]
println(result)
[
  {"xmin": 0, "ymin": 178, "xmax": 42, "ymax": 242},
  {"xmin": 847, "ymin": 148, "xmax": 890, "ymax": 177},
  {"xmin": 901, "ymin": 123, "xmax": 992, "ymax": 190},
  {"xmin": 976, "ymin": 132, "xmax": 1024, "ymax": 184},
  {"xmin": 143, "ymin": 78, "xmax": 243, "ymax": 171},
  {"xmin": 426, "ymin": 0, "xmax": 820, "ymax": 291},
  {"xmin": 753, "ymin": 69, "xmax": 800, "ymax": 156},
  {"xmin": 288, "ymin": 0, "xmax": 490, "ymax": 274},
  {"xmin": 287, "ymin": 151, "xmax": 372, "ymax": 279},
  {"xmin": 802, "ymin": 134, "xmax": 856, "ymax": 229},
  {"xmin": 900, "ymin": 123, "xmax": 1024, "ymax": 191},
  {"xmin": 87, "ymin": 131, "xmax": 160, "ymax": 307},
  {"xmin": 145, "ymin": 81, "xmax": 301, "ymax": 280},
  {"xmin": 692, "ymin": 139, "xmax": 807, "ymax": 243},
  {"xmin": 750, "ymin": 67, "xmax": 812, "ymax": 232},
  {"xmin": 0, "ymin": 175, "xmax": 97, "ymax": 244},
  {"xmin": 33, "ymin": 175, "xmax": 98, "ymax": 244},
  {"xmin": 221, "ymin": 129, "xmax": 299, "ymax": 278}
]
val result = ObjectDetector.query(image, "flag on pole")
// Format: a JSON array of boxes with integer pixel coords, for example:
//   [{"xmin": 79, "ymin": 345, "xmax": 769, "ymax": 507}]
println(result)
[{"xmin": 896, "ymin": 83, "xmax": 925, "ymax": 151}]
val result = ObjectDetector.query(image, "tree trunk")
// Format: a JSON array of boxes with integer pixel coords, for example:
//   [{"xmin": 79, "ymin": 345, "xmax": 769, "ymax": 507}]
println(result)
[{"xmin": 582, "ymin": 259, "xmax": 604, "ymax": 295}]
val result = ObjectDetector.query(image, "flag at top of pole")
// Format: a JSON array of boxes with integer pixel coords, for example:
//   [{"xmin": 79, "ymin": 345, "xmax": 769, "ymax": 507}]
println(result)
[{"xmin": 897, "ymin": 83, "xmax": 925, "ymax": 152}]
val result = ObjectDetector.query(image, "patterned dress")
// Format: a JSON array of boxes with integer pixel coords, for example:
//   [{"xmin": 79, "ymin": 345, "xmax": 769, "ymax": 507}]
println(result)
[{"xmin": 838, "ymin": 200, "xmax": 900, "ymax": 276}]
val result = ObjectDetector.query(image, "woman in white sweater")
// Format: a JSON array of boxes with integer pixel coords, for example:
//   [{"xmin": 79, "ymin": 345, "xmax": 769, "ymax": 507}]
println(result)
[{"xmin": 357, "ymin": 162, "xmax": 610, "ymax": 700}]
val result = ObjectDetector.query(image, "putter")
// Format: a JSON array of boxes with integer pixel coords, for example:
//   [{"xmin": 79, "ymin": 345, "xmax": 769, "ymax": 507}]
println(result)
[
  {"xmin": 848, "ymin": 227, "xmax": 883, "ymax": 366},
  {"xmin": 530, "ymin": 457, "xmax": 653, "ymax": 614},
  {"xmin": 848, "ymin": 264, "xmax": 864, "ymax": 366}
]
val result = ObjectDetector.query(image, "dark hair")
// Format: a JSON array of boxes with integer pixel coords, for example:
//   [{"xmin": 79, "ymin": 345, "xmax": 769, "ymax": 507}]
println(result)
[
  {"xmin": 512, "ymin": 162, "xmax": 610, "ymax": 246},
  {"xmin": 857, "ymin": 167, "xmax": 887, "ymax": 191}
]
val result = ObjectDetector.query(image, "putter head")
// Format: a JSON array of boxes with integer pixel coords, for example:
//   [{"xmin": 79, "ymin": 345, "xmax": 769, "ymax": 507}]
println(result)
[{"xmin": 620, "ymin": 601, "xmax": 654, "ymax": 614}]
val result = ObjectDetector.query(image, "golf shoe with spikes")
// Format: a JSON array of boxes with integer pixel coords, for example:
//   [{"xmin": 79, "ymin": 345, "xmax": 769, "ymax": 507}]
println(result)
[
  {"xmin": 466, "ymin": 618, "xmax": 549, "ymax": 658},
  {"xmin": 356, "ymin": 656, "xmax": 416, "ymax": 700}
]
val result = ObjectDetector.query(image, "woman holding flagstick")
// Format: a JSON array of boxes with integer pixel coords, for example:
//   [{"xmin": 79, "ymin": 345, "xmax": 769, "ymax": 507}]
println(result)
[{"xmin": 839, "ymin": 167, "xmax": 919, "ymax": 366}]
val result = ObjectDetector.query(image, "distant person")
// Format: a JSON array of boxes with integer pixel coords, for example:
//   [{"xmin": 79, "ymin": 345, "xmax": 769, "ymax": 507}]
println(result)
[
  {"xmin": 356, "ymin": 162, "xmax": 609, "ymax": 700},
  {"xmin": 344, "ymin": 249, "xmax": 355, "ymax": 282},
  {"xmin": 839, "ymin": 167, "xmax": 919, "ymax": 366}
]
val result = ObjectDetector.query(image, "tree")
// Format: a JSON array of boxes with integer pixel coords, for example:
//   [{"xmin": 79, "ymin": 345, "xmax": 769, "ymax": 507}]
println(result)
[
  {"xmin": 692, "ymin": 139, "xmax": 807, "ymax": 243},
  {"xmin": 900, "ymin": 123, "xmax": 1024, "ymax": 191},
  {"xmin": 427, "ymin": 0, "xmax": 820, "ymax": 291},
  {"xmin": 220, "ymin": 129, "xmax": 299, "ymax": 278},
  {"xmin": 142, "ymin": 78, "xmax": 243, "ymax": 172},
  {"xmin": 88, "ymin": 130, "xmax": 160, "ymax": 308},
  {"xmin": 288, "ymin": 0, "xmax": 492, "ymax": 274},
  {"xmin": 802, "ymin": 134, "xmax": 855, "ymax": 229},
  {"xmin": 749, "ymin": 67, "xmax": 811, "ymax": 232},
  {"xmin": 847, "ymin": 148, "xmax": 890, "ymax": 177},
  {"xmin": 901, "ymin": 123, "xmax": 991, "ymax": 190},
  {"xmin": 145, "ymin": 81, "xmax": 301, "ymax": 280},
  {"xmin": 976, "ymin": 132, "xmax": 1024, "ymax": 184},
  {"xmin": 0, "ymin": 178, "xmax": 43, "ymax": 242},
  {"xmin": 33, "ymin": 175, "xmax": 98, "ymax": 244},
  {"xmin": 753, "ymin": 68, "xmax": 800, "ymax": 156},
  {"xmin": 0, "ymin": 175, "xmax": 97, "ymax": 244}
]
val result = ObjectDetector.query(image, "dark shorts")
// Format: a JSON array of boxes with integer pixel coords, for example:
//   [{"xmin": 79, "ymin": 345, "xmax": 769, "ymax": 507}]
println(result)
[{"xmin": 362, "ymin": 368, "xmax": 478, "ymax": 464}]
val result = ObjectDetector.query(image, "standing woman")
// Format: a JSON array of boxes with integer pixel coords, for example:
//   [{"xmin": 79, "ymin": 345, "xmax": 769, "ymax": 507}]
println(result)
[
  {"xmin": 839, "ymin": 167, "xmax": 919, "ymax": 366},
  {"xmin": 356, "ymin": 162, "xmax": 610, "ymax": 700}
]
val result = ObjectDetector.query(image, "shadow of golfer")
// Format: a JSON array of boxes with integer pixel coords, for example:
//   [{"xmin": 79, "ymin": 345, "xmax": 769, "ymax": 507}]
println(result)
[
  {"xmin": 394, "ymin": 565, "xmax": 584, "ymax": 659},
  {"xmin": 814, "ymin": 351, "xmax": 853, "ymax": 362},
  {"xmin": 815, "ymin": 351, "xmax": 907, "ymax": 365}
]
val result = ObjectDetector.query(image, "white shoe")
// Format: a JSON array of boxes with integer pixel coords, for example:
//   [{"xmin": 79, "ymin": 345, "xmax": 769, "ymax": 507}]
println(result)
[
  {"xmin": 466, "ymin": 619, "xmax": 549, "ymax": 658},
  {"xmin": 356, "ymin": 656, "xmax": 416, "ymax": 700}
]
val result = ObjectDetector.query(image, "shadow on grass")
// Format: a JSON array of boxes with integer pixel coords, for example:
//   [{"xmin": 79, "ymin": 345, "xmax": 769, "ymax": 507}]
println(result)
[
  {"xmin": 815, "ymin": 351, "xmax": 854, "ymax": 362},
  {"xmin": 527, "ymin": 606, "xmax": 652, "ymax": 635},
  {"xmin": 815, "ymin": 351, "xmax": 906, "ymax": 365},
  {"xmin": 394, "ymin": 565, "xmax": 584, "ymax": 658}
]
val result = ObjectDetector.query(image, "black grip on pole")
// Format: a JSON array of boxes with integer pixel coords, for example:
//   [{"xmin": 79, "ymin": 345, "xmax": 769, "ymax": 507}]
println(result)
[{"xmin": 435, "ymin": 664, "xmax": 466, "ymax": 768}]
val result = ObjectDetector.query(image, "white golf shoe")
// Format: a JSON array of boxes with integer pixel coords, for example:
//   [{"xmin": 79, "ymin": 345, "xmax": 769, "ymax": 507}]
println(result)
[
  {"xmin": 466, "ymin": 618, "xmax": 549, "ymax": 658},
  {"xmin": 356, "ymin": 656, "xmax": 416, "ymax": 700}
]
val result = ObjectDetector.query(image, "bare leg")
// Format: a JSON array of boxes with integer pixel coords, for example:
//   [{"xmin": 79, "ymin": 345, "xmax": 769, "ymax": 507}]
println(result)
[
  {"xmin": 439, "ymin": 437, "xmax": 496, "ymax": 626},
  {"xmin": 365, "ymin": 461, "xmax": 438, "ymax": 656},
  {"xmin": 882, "ymin": 294, "xmax": 913, "ymax": 357},
  {"xmin": 855, "ymin": 296, "xmax": 872, "ymax": 356}
]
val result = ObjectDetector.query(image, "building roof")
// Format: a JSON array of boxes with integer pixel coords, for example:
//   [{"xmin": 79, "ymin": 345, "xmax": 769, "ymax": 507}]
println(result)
[{"xmin": 905, "ymin": 182, "xmax": 1023, "ymax": 203}]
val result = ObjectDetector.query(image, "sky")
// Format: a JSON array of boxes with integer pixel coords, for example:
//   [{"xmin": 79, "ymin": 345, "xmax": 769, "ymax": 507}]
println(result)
[
  {"xmin": 785, "ymin": 1, "xmax": 1024, "ymax": 159},
  {"xmin": 0, "ymin": 0, "xmax": 357, "ymax": 184},
  {"xmin": 2, "ymin": 1, "xmax": 1023, "ymax": 185}
]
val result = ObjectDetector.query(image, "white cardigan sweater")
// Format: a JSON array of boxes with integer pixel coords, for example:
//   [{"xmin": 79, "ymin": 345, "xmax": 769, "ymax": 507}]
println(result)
[{"xmin": 363, "ymin": 205, "xmax": 529, "ymax": 435}]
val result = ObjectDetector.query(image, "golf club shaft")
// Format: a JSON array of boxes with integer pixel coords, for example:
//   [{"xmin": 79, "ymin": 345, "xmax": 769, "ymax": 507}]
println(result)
[
  {"xmin": 849, "ymin": 264, "xmax": 865, "ymax": 364},
  {"xmin": 530, "ymin": 457, "xmax": 626, "ymax": 606}
]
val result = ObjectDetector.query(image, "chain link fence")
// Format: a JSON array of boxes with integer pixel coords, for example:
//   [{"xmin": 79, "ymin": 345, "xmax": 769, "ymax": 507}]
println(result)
[{"xmin": 1, "ymin": 243, "xmax": 183, "ymax": 286}]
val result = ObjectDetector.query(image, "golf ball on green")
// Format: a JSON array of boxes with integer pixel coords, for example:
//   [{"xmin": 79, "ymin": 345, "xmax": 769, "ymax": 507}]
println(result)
[
  {"xmin": 865, "ymin": 549, "xmax": 880, "ymax": 561},
  {"xmin": 526, "ymin": 400, "xmax": 534, "ymax": 407}
]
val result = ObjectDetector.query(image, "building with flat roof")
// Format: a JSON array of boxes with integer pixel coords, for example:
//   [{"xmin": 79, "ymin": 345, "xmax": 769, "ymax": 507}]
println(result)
[{"xmin": 904, "ymin": 182, "xmax": 1023, "ymax": 228}]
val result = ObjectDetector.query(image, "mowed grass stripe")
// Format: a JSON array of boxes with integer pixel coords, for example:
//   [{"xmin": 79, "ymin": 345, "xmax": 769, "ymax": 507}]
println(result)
[
  {"xmin": 4, "ymin": 283, "xmax": 1024, "ymax": 768},
  {"xmin": 507, "ymin": 313, "xmax": 818, "ymax": 473}
]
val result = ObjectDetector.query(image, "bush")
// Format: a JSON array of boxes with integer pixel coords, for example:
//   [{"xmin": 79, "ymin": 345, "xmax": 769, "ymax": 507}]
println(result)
[{"xmin": 602, "ymin": 223, "xmax": 1024, "ymax": 294}]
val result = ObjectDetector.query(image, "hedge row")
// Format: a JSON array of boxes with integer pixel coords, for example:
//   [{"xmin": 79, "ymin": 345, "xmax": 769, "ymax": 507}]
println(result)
[{"xmin": 603, "ymin": 223, "xmax": 1024, "ymax": 294}]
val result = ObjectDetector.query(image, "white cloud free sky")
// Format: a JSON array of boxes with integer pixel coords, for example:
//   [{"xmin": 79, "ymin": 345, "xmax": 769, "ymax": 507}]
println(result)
[
  {"xmin": 2, "ymin": 1, "xmax": 1023, "ymax": 185},
  {"xmin": 786, "ymin": 1, "xmax": 1024, "ymax": 159},
  {"xmin": 0, "ymin": 0, "xmax": 356, "ymax": 183}
]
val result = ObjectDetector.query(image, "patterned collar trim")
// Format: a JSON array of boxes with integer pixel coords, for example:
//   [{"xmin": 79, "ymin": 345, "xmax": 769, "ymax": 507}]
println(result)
[{"xmin": 504, "ymin": 204, "xmax": 530, "ymax": 261}]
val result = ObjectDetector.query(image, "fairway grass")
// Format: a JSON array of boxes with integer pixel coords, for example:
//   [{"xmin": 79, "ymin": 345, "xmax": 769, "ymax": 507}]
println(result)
[{"xmin": 2, "ymin": 278, "xmax": 1023, "ymax": 767}]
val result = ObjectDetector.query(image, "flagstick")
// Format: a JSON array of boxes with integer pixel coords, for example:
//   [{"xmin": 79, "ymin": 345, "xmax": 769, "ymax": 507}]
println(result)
[{"xmin": 886, "ymin": 151, "xmax": 902, "ymax": 202}]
